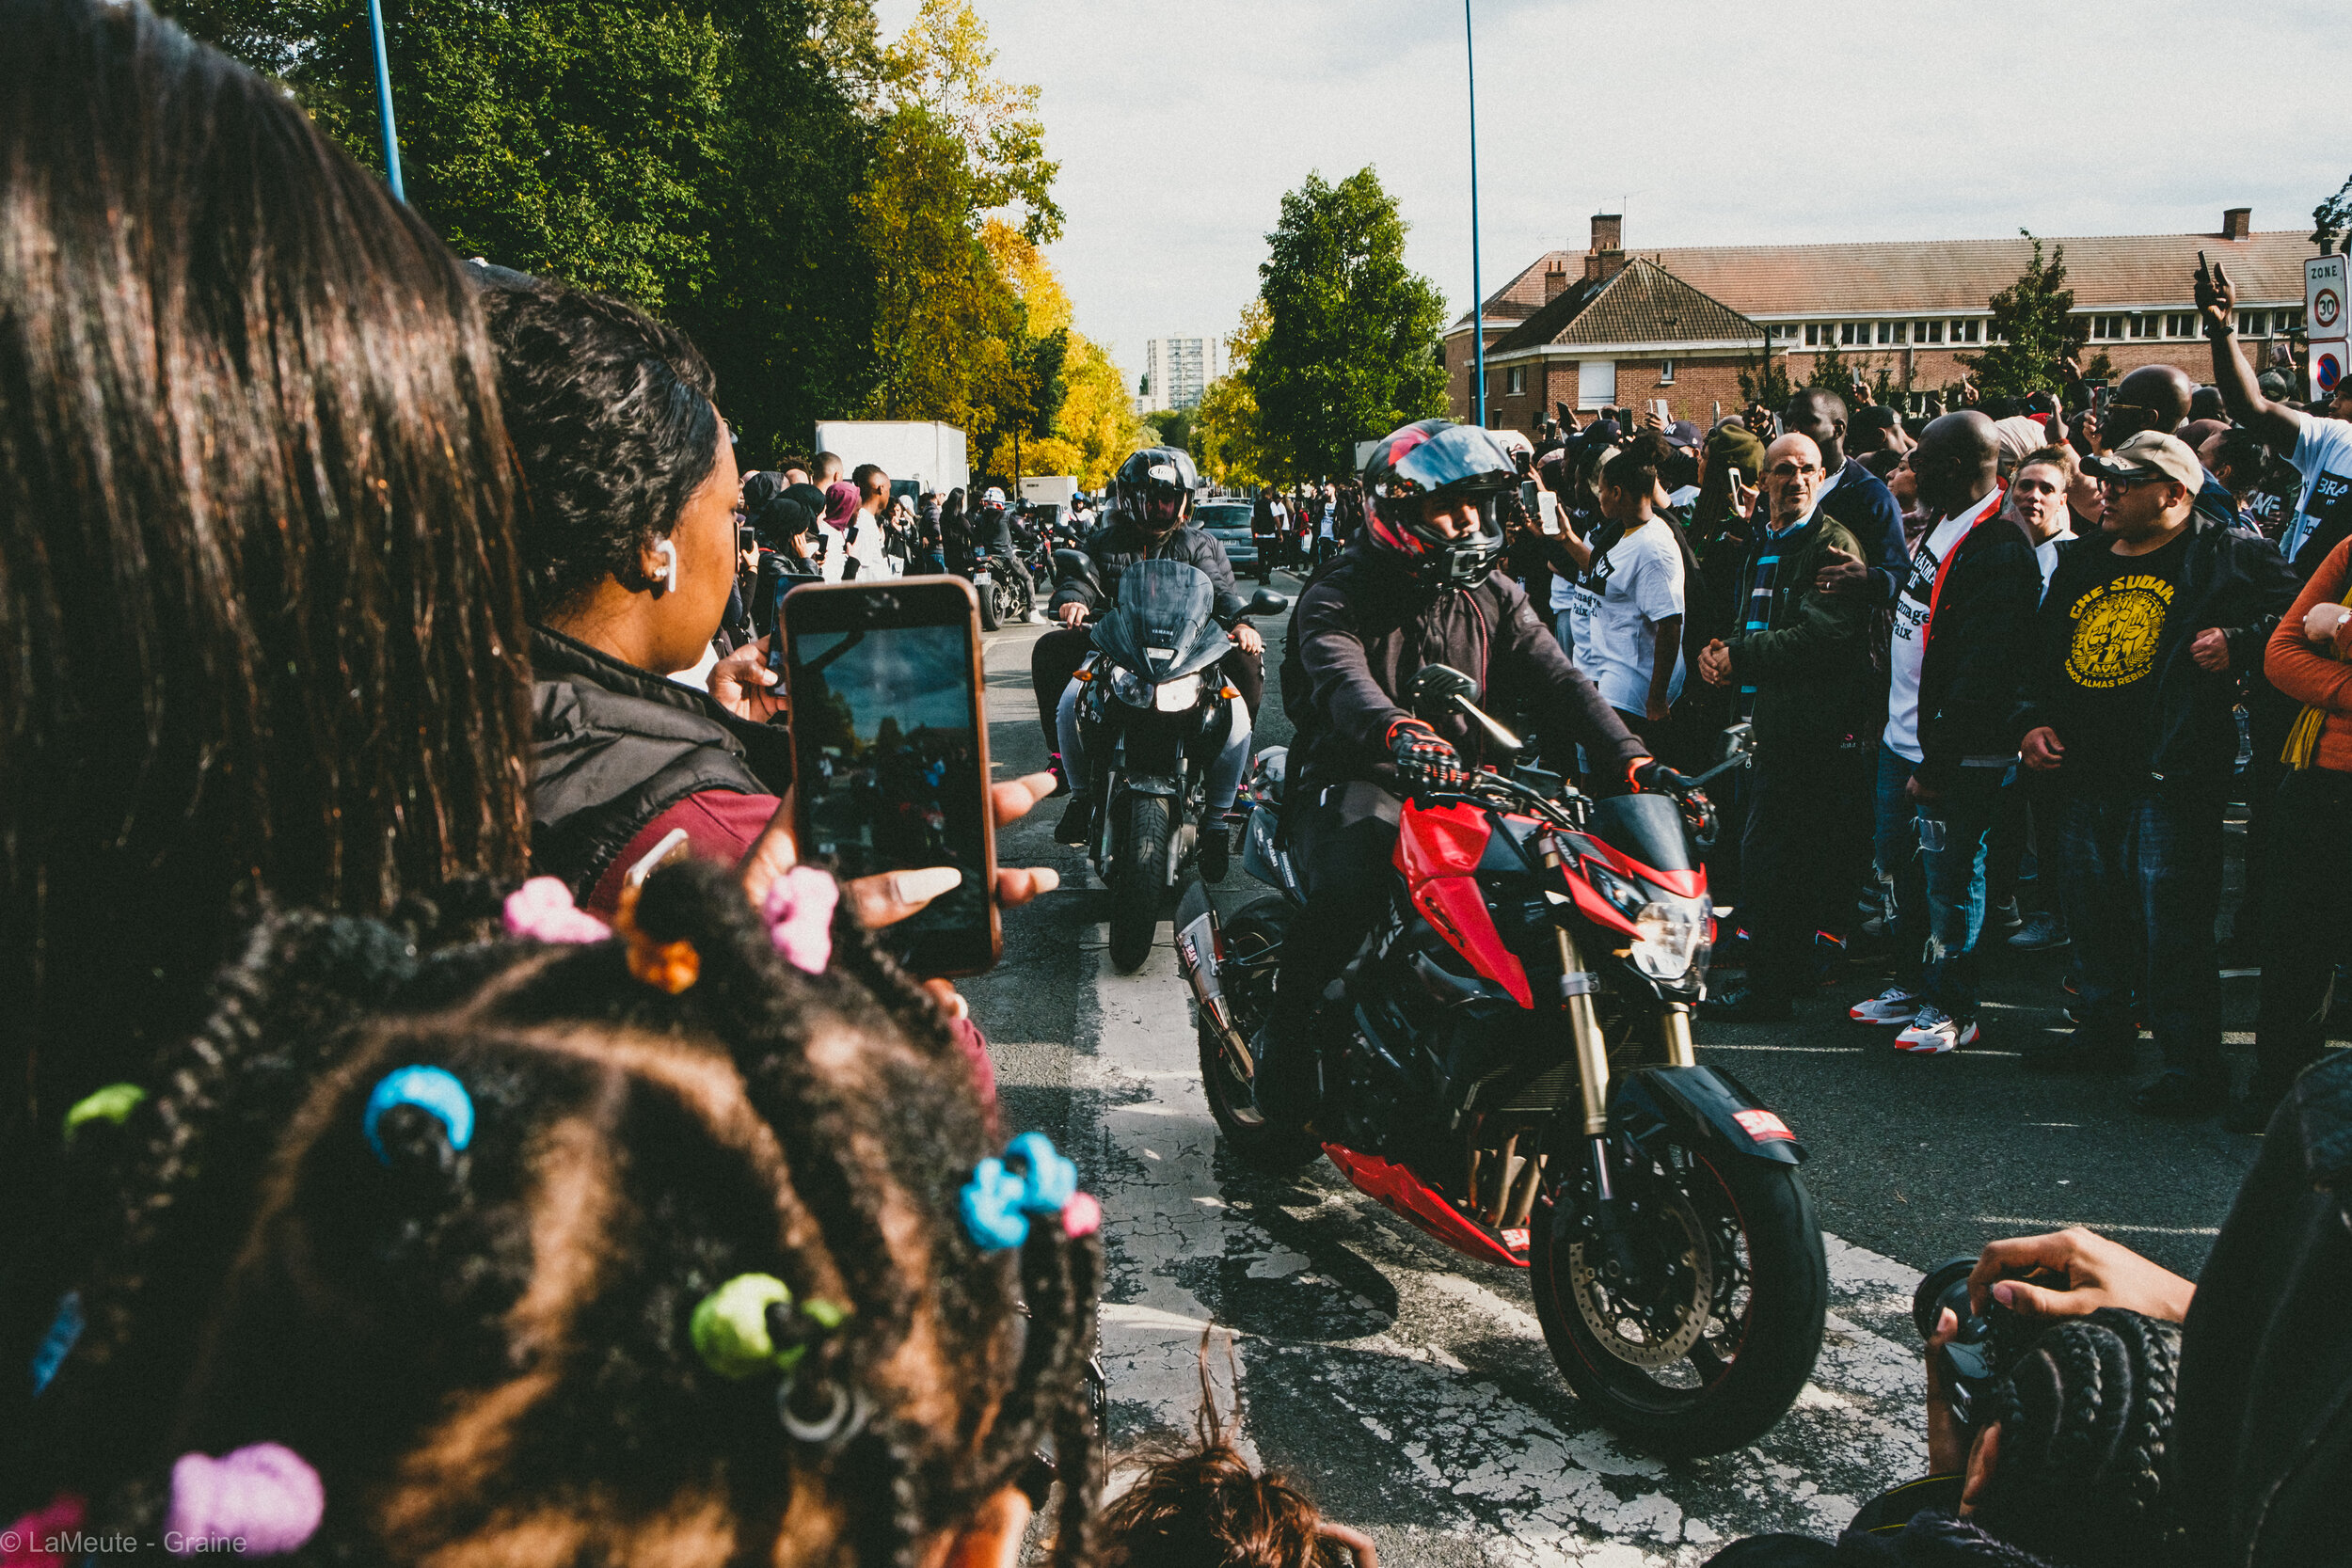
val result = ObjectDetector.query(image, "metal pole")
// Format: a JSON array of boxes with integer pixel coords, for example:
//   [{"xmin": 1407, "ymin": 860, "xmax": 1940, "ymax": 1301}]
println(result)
[
  {"xmin": 365, "ymin": 0, "xmax": 405, "ymax": 201},
  {"xmin": 1467, "ymin": 0, "xmax": 1486, "ymax": 429}
]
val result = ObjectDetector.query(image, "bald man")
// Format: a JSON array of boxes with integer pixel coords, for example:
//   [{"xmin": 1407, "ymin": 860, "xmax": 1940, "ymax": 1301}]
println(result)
[
  {"xmin": 2098, "ymin": 363, "xmax": 2241, "ymax": 533},
  {"xmin": 1850, "ymin": 412, "xmax": 2042, "ymax": 1053},
  {"xmin": 1695, "ymin": 433, "xmax": 1874, "ymax": 1021}
]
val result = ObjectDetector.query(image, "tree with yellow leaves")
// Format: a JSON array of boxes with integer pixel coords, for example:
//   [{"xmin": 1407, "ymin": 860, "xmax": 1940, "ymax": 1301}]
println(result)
[{"xmin": 1194, "ymin": 300, "xmax": 1273, "ymax": 486}]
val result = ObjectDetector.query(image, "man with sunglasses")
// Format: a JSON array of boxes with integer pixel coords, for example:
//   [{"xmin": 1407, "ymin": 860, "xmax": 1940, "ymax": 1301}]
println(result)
[
  {"xmin": 2095, "ymin": 364, "xmax": 2243, "ymax": 535},
  {"xmin": 2016, "ymin": 432, "xmax": 2296, "ymax": 1113}
]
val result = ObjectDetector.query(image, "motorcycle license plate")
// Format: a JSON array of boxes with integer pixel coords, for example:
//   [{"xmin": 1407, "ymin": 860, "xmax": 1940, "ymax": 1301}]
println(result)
[{"xmin": 972, "ymin": 571, "xmax": 992, "ymax": 585}]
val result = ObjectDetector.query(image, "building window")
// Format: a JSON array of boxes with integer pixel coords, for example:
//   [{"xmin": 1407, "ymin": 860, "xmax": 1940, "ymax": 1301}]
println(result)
[
  {"xmin": 1839, "ymin": 322, "xmax": 1863, "ymax": 346},
  {"xmin": 1953, "ymin": 320, "xmax": 1981, "ymax": 344},
  {"xmin": 1578, "ymin": 359, "xmax": 1616, "ymax": 409},
  {"xmin": 1504, "ymin": 365, "xmax": 1526, "ymax": 395},
  {"xmin": 2165, "ymin": 312, "xmax": 2197, "ymax": 338},
  {"xmin": 1914, "ymin": 320, "xmax": 1944, "ymax": 345},
  {"xmin": 2237, "ymin": 310, "xmax": 2270, "ymax": 335},
  {"xmin": 2284, "ymin": 309, "xmax": 2306, "ymax": 333},
  {"xmin": 1658, "ymin": 359, "xmax": 1675, "ymax": 385},
  {"xmin": 1804, "ymin": 325, "xmax": 1820, "ymax": 347},
  {"xmin": 1771, "ymin": 324, "xmax": 1800, "ymax": 341}
]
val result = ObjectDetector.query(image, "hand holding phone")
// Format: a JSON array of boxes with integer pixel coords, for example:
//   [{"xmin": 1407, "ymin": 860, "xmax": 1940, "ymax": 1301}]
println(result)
[{"xmin": 778, "ymin": 577, "xmax": 1002, "ymax": 976}]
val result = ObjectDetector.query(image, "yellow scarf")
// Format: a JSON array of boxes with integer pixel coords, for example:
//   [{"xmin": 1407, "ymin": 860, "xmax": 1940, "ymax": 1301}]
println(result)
[{"xmin": 2283, "ymin": 578, "xmax": 2352, "ymax": 769}]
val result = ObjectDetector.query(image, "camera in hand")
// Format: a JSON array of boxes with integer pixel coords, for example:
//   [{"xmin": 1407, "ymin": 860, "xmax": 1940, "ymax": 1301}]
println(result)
[{"xmin": 1913, "ymin": 1256, "xmax": 2037, "ymax": 1433}]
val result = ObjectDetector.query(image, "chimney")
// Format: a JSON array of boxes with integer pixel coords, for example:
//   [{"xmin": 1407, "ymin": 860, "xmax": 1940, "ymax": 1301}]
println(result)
[
  {"xmin": 1583, "ymin": 213, "xmax": 1627, "ymax": 284},
  {"xmin": 2223, "ymin": 206, "xmax": 2251, "ymax": 241},
  {"xmin": 1544, "ymin": 263, "xmax": 1567, "ymax": 303}
]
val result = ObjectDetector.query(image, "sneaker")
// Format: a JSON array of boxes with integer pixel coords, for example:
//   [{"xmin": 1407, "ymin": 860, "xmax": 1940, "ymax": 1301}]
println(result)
[
  {"xmin": 1991, "ymin": 897, "xmax": 2023, "ymax": 933},
  {"xmin": 2008, "ymin": 912, "xmax": 2068, "ymax": 951},
  {"xmin": 1849, "ymin": 986, "xmax": 1921, "ymax": 1025},
  {"xmin": 1054, "ymin": 792, "xmax": 1095, "ymax": 846},
  {"xmin": 1894, "ymin": 1005, "xmax": 1979, "ymax": 1053},
  {"xmin": 2133, "ymin": 1067, "xmax": 2226, "ymax": 1117}
]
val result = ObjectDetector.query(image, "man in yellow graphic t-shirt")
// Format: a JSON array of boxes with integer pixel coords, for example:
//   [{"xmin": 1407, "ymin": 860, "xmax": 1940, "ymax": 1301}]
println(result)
[{"xmin": 2015, "ymin": 431, "xmax": 2296, "ymax": 1114}]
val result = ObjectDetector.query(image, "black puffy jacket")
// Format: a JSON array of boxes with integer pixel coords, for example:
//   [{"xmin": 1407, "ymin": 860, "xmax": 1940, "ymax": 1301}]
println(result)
[
  {"xmin": 1282, "ymin": 542, "xmax": 1644, "ymax": 790},
  {"xmin": 1049, "ymin": 515, "xmax": 1246, "ymax": 622},
  {"xmin": 1911, "ymin": 506, "xmax": 2042, "ymax": 790},
  {"xmin": 527, "ymin": 626, "xmax": 793, "ymax": 897}
]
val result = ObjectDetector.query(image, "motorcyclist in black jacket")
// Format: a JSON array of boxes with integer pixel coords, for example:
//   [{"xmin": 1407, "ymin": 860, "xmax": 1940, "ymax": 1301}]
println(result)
[
  {"xmin": 972, "ymin": 485, "xmax": 1040, "ymax": 622},
  {"xmin": 1255, "ymin": 419, "xmax": 1706, "ymax": 1131},
  {"xmin": 1029, "ymin": 447, "xmax": 1266, "ymax": 878}
]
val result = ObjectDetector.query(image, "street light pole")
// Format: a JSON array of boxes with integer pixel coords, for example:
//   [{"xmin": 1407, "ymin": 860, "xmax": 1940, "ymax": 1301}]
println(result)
[
  {"xmin": 365, "ymin": 0, "xmax": 406, "ymax": 201},
  {"xmin": 1466, "ymin": 0, "xmax": 1486, "ymax": 429}
]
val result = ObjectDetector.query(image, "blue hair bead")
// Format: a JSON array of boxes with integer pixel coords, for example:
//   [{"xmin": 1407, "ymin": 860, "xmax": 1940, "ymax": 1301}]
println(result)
[
  {"xmin": 1005, "ymin": 1132, "xmax": 1077, "ymax": 1214},
  {"xmin": 363, "ymin": 1066, "xmax": 475, "ymax": 1164},
  {"xmin": 28, "ymin": 1291, "xmax": 83, "ymax": 1397},
  {"xmin": 960, "ymin": 1158, "xmax": 1030, "ymax": 1250}
]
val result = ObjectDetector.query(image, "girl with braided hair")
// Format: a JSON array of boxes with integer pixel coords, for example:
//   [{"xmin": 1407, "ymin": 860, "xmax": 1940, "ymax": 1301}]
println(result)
[{"xmin": 15, "ymin": 860, "xmax": 1103, "ymax": 1566}]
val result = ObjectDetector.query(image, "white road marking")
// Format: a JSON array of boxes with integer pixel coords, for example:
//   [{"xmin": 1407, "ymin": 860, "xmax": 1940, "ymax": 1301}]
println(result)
[{"xmin": 1072, "ymin": 918, "xmax": 1939, "ymax": 1564}]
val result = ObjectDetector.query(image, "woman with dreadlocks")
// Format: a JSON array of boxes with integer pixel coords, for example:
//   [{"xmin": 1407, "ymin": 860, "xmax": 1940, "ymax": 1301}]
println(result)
[{"xmin": 13, "ymin": 859, "xmax": 1104, "ymax": 1565}]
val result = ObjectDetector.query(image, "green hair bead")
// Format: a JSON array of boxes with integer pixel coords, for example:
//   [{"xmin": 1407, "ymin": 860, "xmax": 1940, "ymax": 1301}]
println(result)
[
  {"xmin": 63, "ymin": 1083, "xmax": 146, "ymax": 1143},
  {"xmin": 691, "ymin": 1274, "xmax": 794, "ymax": 1380}
]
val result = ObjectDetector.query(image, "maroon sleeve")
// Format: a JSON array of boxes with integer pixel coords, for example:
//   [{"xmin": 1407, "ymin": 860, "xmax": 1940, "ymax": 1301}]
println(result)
[{"xmin": 585, "ymin": 788, "xmax": 784, "ymax": 918}]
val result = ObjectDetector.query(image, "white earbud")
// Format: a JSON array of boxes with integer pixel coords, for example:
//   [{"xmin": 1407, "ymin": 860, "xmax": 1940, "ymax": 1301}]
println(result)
[{"xmin": 652, "ymin": 538, "xmax": 679, "ymax": 595}]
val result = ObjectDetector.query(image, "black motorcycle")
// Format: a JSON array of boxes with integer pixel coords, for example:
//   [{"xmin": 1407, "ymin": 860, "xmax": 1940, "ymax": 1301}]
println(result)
[
  {"xmin": 969, "ymin": 544, "xmax": 1034, "ymax": 630},
  {"xmin": 1057, "ymin": 548, "xmax": 1284, "ymax": 972}
]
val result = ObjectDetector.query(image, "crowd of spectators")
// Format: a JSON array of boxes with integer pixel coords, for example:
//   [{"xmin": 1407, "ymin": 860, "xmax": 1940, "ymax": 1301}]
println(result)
[{"xmin": 3, "ymin": 1, "xmax": 2349, "ymax": 1564}]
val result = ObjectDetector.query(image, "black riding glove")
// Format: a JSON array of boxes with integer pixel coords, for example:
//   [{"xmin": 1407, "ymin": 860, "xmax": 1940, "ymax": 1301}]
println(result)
[
  {"xmin": 1389, "ymin": 719, "xmax": 1470, "ymax": 791},
  {"xmin": 1630, "ymin": 759, "xmax": 1718, "ymax": 847}
]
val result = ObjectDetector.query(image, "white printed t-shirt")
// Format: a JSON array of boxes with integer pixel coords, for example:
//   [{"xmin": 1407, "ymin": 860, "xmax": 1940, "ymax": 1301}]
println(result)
[
  {"xmin": 1581, "ymin": 521, "xmax": 1687, "ymax": 717},
  {"xmin": 1884, "ymin": 488, "xmax": 2001, "ymax": 764},
  {"xmin": 2285, "ymin": 412, "xmax": 2352, "ymax": 562}
]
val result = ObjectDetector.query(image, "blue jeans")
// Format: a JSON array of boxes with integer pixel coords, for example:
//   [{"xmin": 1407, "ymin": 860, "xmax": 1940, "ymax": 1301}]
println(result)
[
  {"xmin": 1875, "ymin": 745, "xmax": 2004, "ymax": 1019},
  {"xmin": 2053, "ymin": 787, "xmax": 2224, "ymax": 1074}
]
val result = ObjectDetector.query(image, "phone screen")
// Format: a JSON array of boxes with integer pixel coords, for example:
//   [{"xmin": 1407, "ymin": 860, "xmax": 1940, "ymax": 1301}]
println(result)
[
  {"xmin": 1537, "ymin": 491, "xmax": 1562, "ymax": 535},
  {"xmin": 780, "ymin": 578, "xmax": 1000, "ymax": 976}
]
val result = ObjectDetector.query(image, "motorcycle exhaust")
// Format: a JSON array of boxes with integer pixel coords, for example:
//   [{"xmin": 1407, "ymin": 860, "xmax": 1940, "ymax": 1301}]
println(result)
[{"xmin": 1174, "ymin": 885, "xmax": 1253, "ymax": 1077}]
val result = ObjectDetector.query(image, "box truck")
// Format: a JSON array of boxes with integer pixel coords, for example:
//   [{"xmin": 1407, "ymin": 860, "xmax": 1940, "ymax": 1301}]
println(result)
[
  {"xmin": 1018, "ymin": 475, "xmax": 1077, "ymax": 508},
  {"xmin": 810, "ymin": 420, "xmax": 970, "ymax": 499}
]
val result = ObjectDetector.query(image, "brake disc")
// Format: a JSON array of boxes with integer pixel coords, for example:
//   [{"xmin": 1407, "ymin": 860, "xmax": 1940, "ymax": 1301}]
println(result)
[{"xmin": 1566, "ymin": 1181, "xmax": 1714, "ymax": 1370}]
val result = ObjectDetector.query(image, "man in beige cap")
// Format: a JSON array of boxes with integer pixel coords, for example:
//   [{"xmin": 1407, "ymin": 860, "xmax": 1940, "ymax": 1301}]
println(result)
[{"xmin": 2013, "ymin": 429, "xmax": 2296, "ymax": 1114}]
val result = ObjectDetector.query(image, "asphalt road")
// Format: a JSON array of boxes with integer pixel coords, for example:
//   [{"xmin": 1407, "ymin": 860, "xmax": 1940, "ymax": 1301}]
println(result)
[{"xmin": 961, "ymin": 572, "xmax": 2316, "ymax": 1565}]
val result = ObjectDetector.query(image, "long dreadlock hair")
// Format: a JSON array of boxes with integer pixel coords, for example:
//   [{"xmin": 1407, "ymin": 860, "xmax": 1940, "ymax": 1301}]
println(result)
[{"xmin": 25, "ymin": 862, "xmax": 1101, "ymax": 1566}]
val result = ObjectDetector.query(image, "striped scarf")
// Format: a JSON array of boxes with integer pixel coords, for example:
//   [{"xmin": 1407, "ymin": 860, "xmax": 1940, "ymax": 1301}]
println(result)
[{"xmin": 2283, "ymin": 577, "xmax": 2352, "ymax": 769}]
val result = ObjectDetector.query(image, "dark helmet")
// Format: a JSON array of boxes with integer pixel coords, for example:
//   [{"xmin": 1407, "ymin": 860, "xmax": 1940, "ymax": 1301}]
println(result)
[
  {"xmin": 1113, "ymin": 447, "xmax": 1199, "ymax": 537},
  {"xmin": 1360, "ymin": 419, "xmax": 1513, "ymax": 584}
]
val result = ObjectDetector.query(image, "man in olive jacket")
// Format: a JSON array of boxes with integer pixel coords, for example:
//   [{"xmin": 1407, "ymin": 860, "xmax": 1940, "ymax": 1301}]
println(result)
[{"xmin": 1696, "ymin": 433, "xmax": 1873, "ymax": 1019}]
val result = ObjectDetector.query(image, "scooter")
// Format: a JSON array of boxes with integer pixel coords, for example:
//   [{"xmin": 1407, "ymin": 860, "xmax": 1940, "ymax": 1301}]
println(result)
[{"xmin": 1176, "ymin": 681, "xmax": 1824, "ymax": 1456}]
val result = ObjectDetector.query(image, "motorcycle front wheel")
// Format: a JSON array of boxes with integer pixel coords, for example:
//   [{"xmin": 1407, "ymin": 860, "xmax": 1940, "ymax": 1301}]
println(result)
[
  {"xmin": 1107, "ymin": 793, "xmax": 1169, "ymax": 973},
  {"xmin": 1531, "ymin": 1135, "xmax": 1826, "ymax": 1457},
  {"xmin": 1196, "ymin": 897, "xmax": 1322, "ymax": 1171}
]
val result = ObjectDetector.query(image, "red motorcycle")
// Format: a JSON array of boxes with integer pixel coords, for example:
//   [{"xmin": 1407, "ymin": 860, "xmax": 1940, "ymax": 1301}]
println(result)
[{"xmin": 1176, "ymin": 666, "xmax": 1826, "ymax": 1455}]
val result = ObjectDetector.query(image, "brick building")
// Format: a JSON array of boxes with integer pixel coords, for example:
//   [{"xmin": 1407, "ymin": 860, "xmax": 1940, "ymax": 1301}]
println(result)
[{"xmin": 1448, "ymin": 209, "xmax": 2314, "ymax": 435}]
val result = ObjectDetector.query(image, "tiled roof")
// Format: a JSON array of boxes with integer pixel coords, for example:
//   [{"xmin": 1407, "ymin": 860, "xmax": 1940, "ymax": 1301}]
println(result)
[
  {"xmin": 1487, "ymin": 258, "xmax": 1761, "ymax": 354},
  {"xmin": 1454, "ymin": 228, "xmax": 2315, "ymax": 333}
]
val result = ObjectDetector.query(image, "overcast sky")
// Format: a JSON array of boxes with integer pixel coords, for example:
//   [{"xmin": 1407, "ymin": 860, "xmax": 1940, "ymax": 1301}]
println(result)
[{"xmin": 878, "ymin": 0, "xmax": 2351, "ymax": 388}]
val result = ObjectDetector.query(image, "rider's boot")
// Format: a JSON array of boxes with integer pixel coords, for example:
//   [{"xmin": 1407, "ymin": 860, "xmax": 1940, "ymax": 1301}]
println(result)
[
  {"xmin": 1198, "ymin": 804, "xmax": 1232, "ymax": 883},
  {"xmin": 1250, "ymin": 990, "xmax": 1323, "ymax": 1132},
  {"xmin": 1055, "ymin": 791, "xmax": 1096, "ymax": 847}
]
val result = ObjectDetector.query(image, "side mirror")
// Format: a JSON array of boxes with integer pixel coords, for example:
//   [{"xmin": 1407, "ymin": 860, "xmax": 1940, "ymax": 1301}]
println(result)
[
  {"xmin": 1051, "ymin": 547, "xmax": 1101, "ymax": 590},
  {"xmin": 1719, "ymin": 721, "xmax": 1754, "ymax": 761},
  {"xmin": 1246, "ymin": 589, "xmax": 1289, "ymax": 618},
  {"xmin": 1409, "ymin": 663, "xmax": 1480, "ymax": 721}
]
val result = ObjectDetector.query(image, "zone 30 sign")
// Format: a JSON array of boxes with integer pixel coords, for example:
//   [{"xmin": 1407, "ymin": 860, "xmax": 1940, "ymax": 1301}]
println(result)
[{"xmin": 2311, "ymin": 254, "xmax": 2350, "ymax": 402}]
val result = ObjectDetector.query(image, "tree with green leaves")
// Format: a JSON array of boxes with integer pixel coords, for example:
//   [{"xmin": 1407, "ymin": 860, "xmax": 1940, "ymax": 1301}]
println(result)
[
  {"xmin": 1194, "ymin": 301, "xmax": 1272, "ymax": 486},
  {"xmin": 1248, "ymin": 168, "xmax": 1448, "ymax": 480},
  {"xmin": 1738, "ymin": 345, "xmax": 1791, "ymax": 411},
  {"xmin": 2312, "ymin": 171, "xmax": 2352, "ymax": 254},
  {"xmin": 1956, "ymin": 232, "xmax": 2086, "ymax": 404}
]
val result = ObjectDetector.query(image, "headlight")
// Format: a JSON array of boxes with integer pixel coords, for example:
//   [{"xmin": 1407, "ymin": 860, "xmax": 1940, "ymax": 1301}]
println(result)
[
  {"xmin": 1629, "ymin": 899, "xmax": 1708, "ymax": 983},
  {"xmin": 1153, "ymin": 673, "xmax": 1203, "ymax": 711},
  {"xmin": 1584, "ymin": 862, "xmax": 1649, "ymax": 924},
  {"xmin": 1109, "ymin": 668, "xmax": 1152, "ymax": 707}
]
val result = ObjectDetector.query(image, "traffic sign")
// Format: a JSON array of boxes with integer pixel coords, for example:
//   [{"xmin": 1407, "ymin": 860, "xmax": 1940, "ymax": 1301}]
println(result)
[
  {"xmin": 2309, "ymin": 255, "xmax": 2349, "ymax": 402},
  {"xmin": 2320, "ymin": 353, "xmax": 2344, "ymax": 393}
]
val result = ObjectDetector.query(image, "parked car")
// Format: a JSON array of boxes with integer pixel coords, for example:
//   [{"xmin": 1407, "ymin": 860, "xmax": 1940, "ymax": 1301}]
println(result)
[{"xmin": 1194, "ymin": 500, "xmax": 1262, "ymax": 579}]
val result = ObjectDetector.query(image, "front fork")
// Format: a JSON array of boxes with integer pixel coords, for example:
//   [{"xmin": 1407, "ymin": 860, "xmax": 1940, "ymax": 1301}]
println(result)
[{"xmin": 1542, "ymin": 841, "xmax": 1697, "ymax": 1237}]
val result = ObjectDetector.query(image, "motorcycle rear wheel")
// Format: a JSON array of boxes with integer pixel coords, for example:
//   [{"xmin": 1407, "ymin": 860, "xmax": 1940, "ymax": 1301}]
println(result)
[
  {"xmin": 1196, "ymin": 898, "xmax": 1322, "ymax": 1171},
  {"xmin": 1107, "ymin": 794, "xmax": 1170, "ymax": 973},
  {"xmin": 1531, "ymin": 1137, "xmax": 1826, "ymax": 1457},
  {"xmin": 977, "ymin": 578, "xmax": 1000, "ymax": 630}
]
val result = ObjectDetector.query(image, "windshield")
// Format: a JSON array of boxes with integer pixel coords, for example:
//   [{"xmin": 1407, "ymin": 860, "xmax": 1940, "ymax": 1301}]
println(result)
[{"xmin": 1197, "ymin": 505, "xmax": 1251, "ymax": 531}]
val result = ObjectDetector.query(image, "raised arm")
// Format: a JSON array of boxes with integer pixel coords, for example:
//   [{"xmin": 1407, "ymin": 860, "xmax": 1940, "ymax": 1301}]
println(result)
[{"xmin": 2199, "ymin": 257, "xmax": 2303, "ymax": 451}]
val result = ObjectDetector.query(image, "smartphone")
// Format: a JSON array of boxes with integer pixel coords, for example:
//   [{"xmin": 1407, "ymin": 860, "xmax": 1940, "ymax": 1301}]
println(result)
[
  {"xmin": 1519, "ymin": 479, "xmax": 1541, "ymax": 520},
  {"xmin": 1649, "ymin": 397, "xmax": 1671, "ymax": 424},
  {"xmin": 739, "ymin": 523, "xmax": 756, "ymax": 554},
  {"xmin": 777, "ymin": 577, "xmax": 1000, "ymax": 977},
  {"xmin": 1537, "ymin": 491, "xmax": 1562, "ymax": 535}
]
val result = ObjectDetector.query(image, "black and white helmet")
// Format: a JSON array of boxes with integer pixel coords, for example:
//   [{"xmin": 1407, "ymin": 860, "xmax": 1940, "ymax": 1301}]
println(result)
[{"xmin": 1112, "ymin": 447, "xmax": 1199, "ymax": 537}]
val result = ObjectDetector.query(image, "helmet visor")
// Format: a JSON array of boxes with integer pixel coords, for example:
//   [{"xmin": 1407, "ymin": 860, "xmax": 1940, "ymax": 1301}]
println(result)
[{"xmin": 1376, "ymin": 422, "xmax": 1518, "ymax": 501}]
